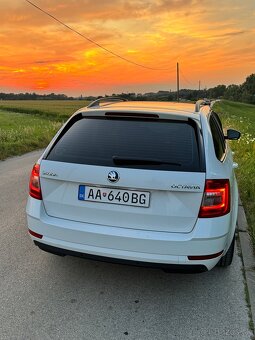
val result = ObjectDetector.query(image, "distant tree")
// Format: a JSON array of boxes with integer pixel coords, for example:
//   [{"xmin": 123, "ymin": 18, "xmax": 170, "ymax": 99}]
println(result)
[
  {"xmin": 242, "ymin": 73, "xmax": 255, "ymax": 93},
  {"xmin": 224, "ymin": 84, "xmax": 241, "ymax": 101},
  {"xmin": 168, "ymin": 92, "xmax": 175, "ymax": 101},
  {"xmin": 207, "ymin": 85, "xmax": 226, "ymax": 99},
  {"xmin": 241, "ymin": 74, "xmax": 255, "ymax": 104}
]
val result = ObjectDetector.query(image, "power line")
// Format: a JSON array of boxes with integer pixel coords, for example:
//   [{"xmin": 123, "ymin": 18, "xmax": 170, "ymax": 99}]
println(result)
[
  {"xmin": 179, "ymin": 68, "xmax": 196, "ymax": 88},
  {"xmin": 25, "ymin": 0, "xmax": 176, "ymax": 72}
]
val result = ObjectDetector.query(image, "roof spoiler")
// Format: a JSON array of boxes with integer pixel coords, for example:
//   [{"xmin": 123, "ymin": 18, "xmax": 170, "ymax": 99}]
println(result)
[{"xmin": 87, "ymin": 97, "xmax": 128, "ymax": 108}]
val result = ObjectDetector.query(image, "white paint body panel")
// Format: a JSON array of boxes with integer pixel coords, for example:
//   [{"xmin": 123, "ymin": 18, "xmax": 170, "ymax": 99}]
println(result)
[{"xmin": 40, "ymin": 161, "xmax": 205, "ymax": 233}]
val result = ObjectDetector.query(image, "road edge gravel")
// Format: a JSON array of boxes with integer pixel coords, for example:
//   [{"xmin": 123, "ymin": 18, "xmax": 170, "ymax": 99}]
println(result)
[{"xmin": 237, "ymin": 199, "xmax": 255, "ymax": 335}]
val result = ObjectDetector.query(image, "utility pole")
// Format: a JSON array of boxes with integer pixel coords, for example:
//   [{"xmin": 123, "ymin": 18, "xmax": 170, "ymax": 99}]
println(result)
[
  {"xmin": 199, "ymin": 80, "xmax": 201, "ymax": 91},
  {"xmin": 177, "ymin": 62, "xmax": 180, "ymax": 102}
]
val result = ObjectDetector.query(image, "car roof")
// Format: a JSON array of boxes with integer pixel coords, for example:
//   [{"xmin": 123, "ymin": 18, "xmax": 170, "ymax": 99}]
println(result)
[
  {"xmin": 85, "ymin": 101, "xmax": 195, "ymax": 112},
  {"xmin": 75, "ymin": 101, "xmax": 210, "ymax": 121}
]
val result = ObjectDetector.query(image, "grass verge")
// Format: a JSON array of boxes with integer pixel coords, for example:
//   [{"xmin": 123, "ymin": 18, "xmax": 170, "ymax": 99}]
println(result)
[
  {"xmin": 0, "ymin": 110, "xmax": 63, "ymax": 160},
  {"xmin": 213, "ymin": 100, "xmax": 255, "ymax": 251},
  {"xmin": 0, "ymin": 100, "xmax": 89, "ymax": 160}
]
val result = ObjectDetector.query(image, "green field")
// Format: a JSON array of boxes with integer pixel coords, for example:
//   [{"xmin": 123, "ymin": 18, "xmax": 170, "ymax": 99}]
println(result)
[
  {"xmin": 0, "ymin": 99, "xmax": 254, "ymax": 249},
  {"xmin": 0, "ymin": 110, "xmax": 63, "ymax": 160},
  {"xmin": 0, "ymin": 100, "xmax": 89, "ymax": 159},
  {"xmin": 0, "ymin": 100, "xmax": 89, "ymax": 119}
]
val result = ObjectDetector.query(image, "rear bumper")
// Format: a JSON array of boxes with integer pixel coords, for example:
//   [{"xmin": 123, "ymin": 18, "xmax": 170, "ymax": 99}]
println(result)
[
  {"xmin": 34, "ymin": 241, "xmax": 207, "ymax": 273},
  {"xmin": 27, "ymin": 198, "xmax": 234, "ymax": 271}
]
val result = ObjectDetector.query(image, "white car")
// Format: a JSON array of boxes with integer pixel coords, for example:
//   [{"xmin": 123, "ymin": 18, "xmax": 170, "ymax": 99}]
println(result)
[{"xmin": 26, "ymin": 98, "xmax": 241, "ymax": 272}]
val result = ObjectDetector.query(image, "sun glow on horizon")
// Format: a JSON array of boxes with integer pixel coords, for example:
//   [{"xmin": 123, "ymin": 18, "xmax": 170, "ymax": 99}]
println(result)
[{"xmin": 0, "ymin": 0, "xmax": 254, "ymax": 95}]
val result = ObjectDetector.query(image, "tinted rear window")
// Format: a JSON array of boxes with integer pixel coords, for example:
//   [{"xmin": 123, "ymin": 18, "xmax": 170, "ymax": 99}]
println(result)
[
  {"xmin": 46, "ymin": 117, "xmax": 203, "ymax": 172},
  {"xmin": 209, "ymin": 115, "xmax": 225, "ymax": 161}
]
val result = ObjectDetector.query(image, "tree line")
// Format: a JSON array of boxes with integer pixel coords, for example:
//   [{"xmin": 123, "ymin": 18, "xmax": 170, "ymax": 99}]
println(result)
[
  {"xmin": 193, "ymin": 73, "xmax": 255, "ymax": 104},
  {"xmin": 0, "ymin": 73, "xmax": 254, "ymax": 104},
  {"xmin": 0, "ymin": 92, "xmax": 72, "ymax": 100}
]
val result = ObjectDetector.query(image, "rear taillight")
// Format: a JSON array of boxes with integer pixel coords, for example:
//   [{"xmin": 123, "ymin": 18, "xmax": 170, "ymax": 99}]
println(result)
[
  {"xmin": 29, "ymin": 163, "xmax": 42, "ymax": 200},
  {"xmin": 199, "ymin": 179, "xmax": 230, "ymax": 218}
]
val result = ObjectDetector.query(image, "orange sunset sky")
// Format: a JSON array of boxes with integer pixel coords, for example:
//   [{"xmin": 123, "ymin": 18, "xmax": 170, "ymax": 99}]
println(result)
[{"xmin": 1, "ymin": 0, "xmax": 255, "ymax": 96}]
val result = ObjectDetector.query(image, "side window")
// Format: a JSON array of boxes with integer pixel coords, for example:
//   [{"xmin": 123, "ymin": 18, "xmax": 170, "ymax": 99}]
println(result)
[
  {"xmin": 212, "ymin": 111, "xmax": 224, "ymax": 136},
  {"xmin": 209, "ymin": 114, "xmax": 225, "ymax": 161},
  {"xmin": 212, "ymin": 111, "xmax": 226, "ymax": 151}
]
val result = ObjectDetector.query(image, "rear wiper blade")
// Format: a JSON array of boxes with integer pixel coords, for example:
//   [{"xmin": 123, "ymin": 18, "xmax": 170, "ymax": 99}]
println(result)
[{"xmin": 112, "ymin": 156, "xmax": 181, "ymax": 166}]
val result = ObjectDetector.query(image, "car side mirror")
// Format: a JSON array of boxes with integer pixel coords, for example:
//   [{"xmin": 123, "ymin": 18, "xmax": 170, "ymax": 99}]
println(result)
[{"xmin": 225, "ymin": 129, "xmax": 241, "ymax": 140}]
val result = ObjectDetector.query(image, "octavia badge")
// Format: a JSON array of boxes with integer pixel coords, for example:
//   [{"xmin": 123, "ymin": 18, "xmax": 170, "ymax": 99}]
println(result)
[{"xmin": 108, "ymin": 171, "xmax": 119, "ymax": 183}]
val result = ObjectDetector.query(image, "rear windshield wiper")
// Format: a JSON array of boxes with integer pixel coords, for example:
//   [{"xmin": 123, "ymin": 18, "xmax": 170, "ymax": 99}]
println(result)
[{"xmin": 112, "ymin": 156, "xmax": 181, "ymax": 166}]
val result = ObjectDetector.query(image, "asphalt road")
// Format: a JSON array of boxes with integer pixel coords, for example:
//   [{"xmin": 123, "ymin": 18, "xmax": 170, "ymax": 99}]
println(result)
[{"xmin": 0, "ymin": 150, "xmax": 253, "ymax": 340}]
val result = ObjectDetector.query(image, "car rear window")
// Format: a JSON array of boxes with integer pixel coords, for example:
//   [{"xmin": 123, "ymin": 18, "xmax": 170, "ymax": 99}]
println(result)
[{"xmin": 46, "ymin": 117, "xmax": 204, "ymax": 172}]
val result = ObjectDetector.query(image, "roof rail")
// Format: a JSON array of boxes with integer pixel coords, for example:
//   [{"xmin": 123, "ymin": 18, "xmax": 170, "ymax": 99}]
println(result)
[
  {"xmin": 195, "ymin": 99, "xmax": 211, "ymax": 112},
  {"xmin": 87, "ymin": 97, "xmax": 128, "ymax": 108}
]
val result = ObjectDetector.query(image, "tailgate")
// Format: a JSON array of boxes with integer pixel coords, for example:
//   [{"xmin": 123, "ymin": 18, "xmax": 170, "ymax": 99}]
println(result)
[{"xmin": 40, "ymin": 160, "xmax": 205, "ymax": 233}]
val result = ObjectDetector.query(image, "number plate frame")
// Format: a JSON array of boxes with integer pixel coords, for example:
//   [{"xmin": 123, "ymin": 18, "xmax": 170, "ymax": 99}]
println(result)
[{"xmin": 78, "ymin": 185, "xmax": 150, "ymax": 208}]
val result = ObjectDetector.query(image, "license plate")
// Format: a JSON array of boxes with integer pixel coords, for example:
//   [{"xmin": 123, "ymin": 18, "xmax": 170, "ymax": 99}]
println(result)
[{"xmin": 78, "ymin": 185, "xmax": 150, "ymax": 208}]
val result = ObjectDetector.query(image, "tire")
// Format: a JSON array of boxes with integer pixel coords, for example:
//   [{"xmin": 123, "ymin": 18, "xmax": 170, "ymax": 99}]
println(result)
[{"xmin": 217, "ymin": 235, "xmax": 235, "ymax": 267}]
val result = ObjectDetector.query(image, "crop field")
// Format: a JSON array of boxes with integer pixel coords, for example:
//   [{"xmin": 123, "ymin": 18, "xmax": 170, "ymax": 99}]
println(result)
[
  {"xmin": 0, "ymin": 99, "xmax": 254, "ymax": 248},
  {"xmin": 0, "ymin": 100, "xmax": 89, "ymax": 119}
]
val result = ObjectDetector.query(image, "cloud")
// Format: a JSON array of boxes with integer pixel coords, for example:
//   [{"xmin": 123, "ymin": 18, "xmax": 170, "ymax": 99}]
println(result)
[
  {"xmin": 212, "ymin": 30, "xmax": 248, "ymax": 38},
  {"xmin": 0, "ymin": 0, "xmax": 202, "ymax": 27},
  {"xmin": 34, "ymin": 59, "xmax": 64, "ymax": 64}
]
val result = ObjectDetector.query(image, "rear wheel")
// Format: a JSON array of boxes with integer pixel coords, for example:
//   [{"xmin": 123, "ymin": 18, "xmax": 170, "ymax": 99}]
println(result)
[{"xmin": 217, "ymin": 235, "xmax": 235, "ymax": 267}]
